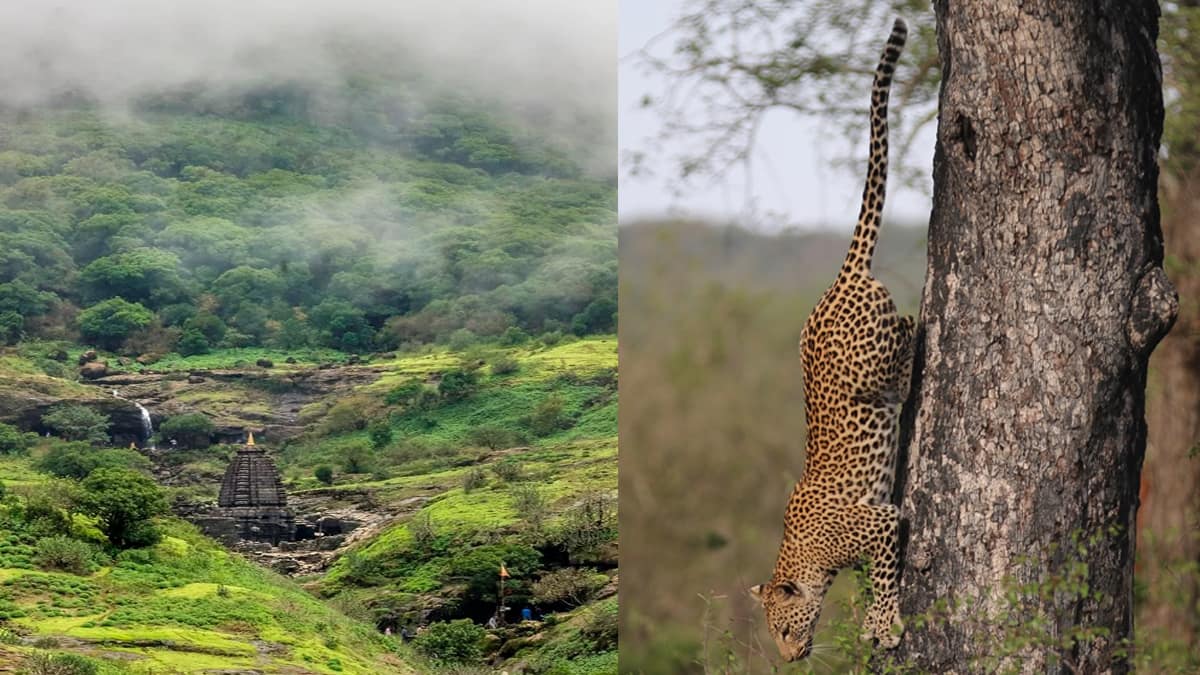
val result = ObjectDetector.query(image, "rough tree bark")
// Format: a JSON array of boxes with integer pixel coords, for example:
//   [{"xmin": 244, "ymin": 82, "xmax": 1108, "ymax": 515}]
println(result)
[{"xmin": 891, "ymin": 2, "xmax": 1177, "ymax": 673}]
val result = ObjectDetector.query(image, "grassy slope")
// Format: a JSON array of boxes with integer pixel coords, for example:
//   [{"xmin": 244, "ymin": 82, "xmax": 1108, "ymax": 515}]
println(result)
[
  {"xmin": 0, "ymin": 336, "xmax": 618, "ymax": 673},
  {"xmin": 292, "ymin": 337, "xmax": 619, "ymax": 673},
  {"xmin": 0, "ymin": 490, "xmax": 409, "ymax": 674}
]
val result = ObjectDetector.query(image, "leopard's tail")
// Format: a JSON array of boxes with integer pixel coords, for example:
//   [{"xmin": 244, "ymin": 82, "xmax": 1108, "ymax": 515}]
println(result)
[{"xmin": 842, "ymin": 18, "xmax": 907, "ymax": 276}]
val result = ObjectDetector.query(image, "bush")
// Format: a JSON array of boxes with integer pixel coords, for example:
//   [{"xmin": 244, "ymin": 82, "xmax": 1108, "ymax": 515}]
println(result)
[
  {"xmin": 384, "ymin": 380, "xmax": 426, "ymax": 407},
  {"xmin": 35, "ymin": 443, "xmax": 151, "ymax": 480},
  {"xmin": 469, "ymin": 425, "xmax": 523, "ymax": 450},
  {"xmin": 177, "ymin": 329, "xmax": 210, "ymax": 356},
  {"xmin": 413, "ymin": 619, "xmax": 486, "ymax": 664},
  {"xmin": 341, "ymin": 442, "xmax": 373, "ymax": 474},
  {"xmin": 511, "ymin": 483, "xmax": 548, "ymax": 532},
  {"xmin": 580, "ymin": 600, "xmax": 619, "ymax": 651},
  {"xmin": 499, "ymin": 326, "xmax": 530, "ymax": 346},
  {"xmin": 314, "ymin": 465, "xmax": 334, "ymax": 485},
  {"xmin": 368, "ymin": 420, "xmax": 393, "ymax": 449},
  {"xmin": 531, "ymin": 568, "xmax": 606, "ymax": 608},
  {"xmin": 0, "ymin": 422, "xmax": 32, "ymax": 454},
  {"xmin": 528, "ymin": 395, "xmax": 572, "ymax": 437},
  {"xmin": 21, "ymin": 652, "xmax": 100, "ymax": 675},
  {"xmin": 539, "ymin": 330, "xmax": 563, "ymax": 346},
  {"xmin": 555, "ymin": 491, "xmax": 617, "ymax": 562},
  {"xmin": 462, "ymin": 467, "xmax": 487, "ymax": 493},
  {"xmin": 34, "ymin": 535, "xmax": 97, "ymax": 575},
  {"xmin": 41, "ymin": 405, "xmax": 110, "ymax": 445},
  {"xmin": 439, "ymin": 369, "xmax": 479, "ymax": 403},
  {"xmin": 408, "ymin": 511, "xmax": 436, "ymax": 549},
  {"xmin": 159, "ymin": 413, "xmax": 214, "ymax": 449},
  {"xmin": 491, "ymin": 460, "xmax": 523, "ymax": 482},
  {"xmin": 447, "ymin": 328, "xmax": 478, "ymax": 351},
  {"xmin": 489, "ymin": 356, "xmax": 519, "ymax": 375},
  {"xmin": 323, "ymin": 395, "xmax": 377, "ymax": 434}
]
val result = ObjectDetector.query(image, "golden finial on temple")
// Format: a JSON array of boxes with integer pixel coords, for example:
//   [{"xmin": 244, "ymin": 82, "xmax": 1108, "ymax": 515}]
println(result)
[{"xmin": 247, "ymin": 431, "xmax": 256, "ymax": 446}]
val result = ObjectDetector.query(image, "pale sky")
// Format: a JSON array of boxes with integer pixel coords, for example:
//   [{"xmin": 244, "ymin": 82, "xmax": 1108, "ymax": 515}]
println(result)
[{"xmin": 618, "ymin": 0, "xmax": 935, "ymax": 231}]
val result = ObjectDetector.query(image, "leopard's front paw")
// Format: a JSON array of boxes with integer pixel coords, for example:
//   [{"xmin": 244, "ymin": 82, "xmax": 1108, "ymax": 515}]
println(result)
[{"xmin": 861, "ymin": 611, "xmax": 903, "ymax": 649}]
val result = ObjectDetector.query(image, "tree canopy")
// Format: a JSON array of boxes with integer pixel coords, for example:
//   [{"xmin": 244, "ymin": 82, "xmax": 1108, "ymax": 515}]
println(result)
[{"xmin": 0, "ymin": 78, "xmax": 616, "ymax": 353}]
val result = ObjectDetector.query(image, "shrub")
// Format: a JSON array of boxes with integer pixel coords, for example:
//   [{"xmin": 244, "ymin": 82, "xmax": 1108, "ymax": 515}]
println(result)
[
  {"xmin": 499, "ymin": 326, "xmax": 530, "ymax": 346},
  {"xmin": 21, "ymin": 652, "xmax": 100, "ymax": 675},
  {"xmin": 511, "ymin": 483, "xmax": 548, "ymax": 532},
  {"xmin": 408, "ymin": 511, "xmax": 436, "ymax": 549},
  {"xmin": 447, "ymin": 329, "xmax": 478, "ymax": 351},
  {"xmin": 159, "ymin": 413, "xmax": 213, "ymax": 449},
  {"xmin": 580, "ymin": 600, "xmax": 619, "ymax": 651},
  {"xmin": 368, "ymin": 420, "xmax": 393, "ymax": 449},
  {"xmin": 41, "ymin": 405, "xmax": 110, "ymax": 445},
  {"xmin": 34, "ymin": 536, "xmax": 97, "ymax": 575},
  {"xmin": 528, "ymin": 395, "xmax": 572, "ymax": 437},
  {"xmin": 491, "ymin": 460, "xmax": 523, "ymax": 482},
  {"xmin": 462, "ymin": 467, "xmax": 487, "ymax": 493},
  {"xmin": 177, "ymin": 329, "xmax": 210, "ymax": 356},
  {"xmin": 35, "ymin": 443, "xmax": 151, "ymax": 480},
  {"xmin": 413, "ymin": 619, "xmax": 486, "ymax": 664},
  {"xmin": 439, "ymin": 369, "xmax": 479, "ymax": 403},
  {"xmin": 531, "ymin": 568, "xmax": 606, "ymax": 607},
  {"xmin": 314, "ymin": 465, "xmax": 334, "ymax": 485},
  {"xmin": 489, "ymin": 356, "xmax": 519, "ymax": 375},
  {"xmin": 384, "ymin": 380, "xmax": 425, "ymax": 407},
  {"xmin": 539, "ymin": 330, "xmax": 563, "ymax": 346},
  {"xmin": 322, "ymin": 395, "xmax": 379, "ymax": 434},
  {"xmin": 341, "ymin": 443, "xmax": 373, "ymax": 474},
  {"xmin": 0, "ymin": 422, "xmax": 31, "ymax": 455},
  {"xmin": 469, "ymin": 425, "xmax": 523, "ymax": 450},
  {"xmin": 555, "ymin": 491, "xmax": 618, "ymax": 562}
]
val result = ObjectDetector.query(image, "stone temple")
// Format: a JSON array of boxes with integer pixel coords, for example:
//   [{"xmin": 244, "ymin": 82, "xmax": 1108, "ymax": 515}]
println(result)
[{"xmin": 211, "ymin": 432, "xmax": 295, "ymax": 545}]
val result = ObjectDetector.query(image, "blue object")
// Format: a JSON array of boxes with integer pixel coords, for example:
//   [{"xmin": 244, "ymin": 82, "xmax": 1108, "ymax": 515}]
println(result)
[{"xmin": 521, "ymin": 607, "xmax": 533, "ymax": 621}]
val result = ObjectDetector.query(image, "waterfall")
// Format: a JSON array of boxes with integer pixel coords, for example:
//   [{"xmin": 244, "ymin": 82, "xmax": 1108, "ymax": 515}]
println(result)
[
  {"xmin": 135, "ymin": 402, "xmax": 154, "ymax": 448},
  {"xmin": 112, "ymin": 389, "xmax": 155, "ymax": 449}
]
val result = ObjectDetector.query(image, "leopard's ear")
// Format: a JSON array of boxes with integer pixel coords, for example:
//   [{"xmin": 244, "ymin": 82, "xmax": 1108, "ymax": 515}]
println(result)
[{"xmin": 748, "ymin": 584, "xmax": 765, "ymax": 601}]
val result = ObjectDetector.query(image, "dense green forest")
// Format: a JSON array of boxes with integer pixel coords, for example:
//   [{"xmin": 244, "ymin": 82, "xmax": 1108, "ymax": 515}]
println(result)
[{"xmin": 0, "ymin": 81, "xmax": 616, "ymax": 357}]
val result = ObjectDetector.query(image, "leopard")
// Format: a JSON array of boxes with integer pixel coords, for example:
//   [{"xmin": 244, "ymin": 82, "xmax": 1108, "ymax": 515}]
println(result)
[{"xmin": 749, "ymin": 18, "xmax": 914, "ymax": 662}]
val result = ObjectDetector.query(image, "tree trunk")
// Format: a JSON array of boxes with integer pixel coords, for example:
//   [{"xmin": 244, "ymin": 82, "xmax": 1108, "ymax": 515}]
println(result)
[
  {"xmin": 892, "ymin": 2, "xmax": 1176, "ymax": 673},
  {"xmin": 1138, "ymin": 168, "xmax": 1200, "ymax": 652}
]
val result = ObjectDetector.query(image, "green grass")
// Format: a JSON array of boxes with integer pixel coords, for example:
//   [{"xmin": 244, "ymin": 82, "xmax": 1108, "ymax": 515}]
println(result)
[
  {"xmin": 0, "ymin": 336, "xmax": 618, "ymax": 673},
  {"xmin": 0, "ymin": 474, "xmax": 409, "ymax": 673},
  {"xmin": 129, "ymin": 347, "xmax": 353, "ymax": 372}
]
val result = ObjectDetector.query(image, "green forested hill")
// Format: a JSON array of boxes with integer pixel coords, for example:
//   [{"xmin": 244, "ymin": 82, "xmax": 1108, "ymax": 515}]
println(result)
[{"xmin": 0, "ymin": 83, "xmax": 616, "ymax": 356}]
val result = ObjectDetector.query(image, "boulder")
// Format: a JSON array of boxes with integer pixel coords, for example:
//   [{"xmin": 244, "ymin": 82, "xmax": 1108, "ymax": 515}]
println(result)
[
  {"xmin": 80, "ymin": 362, "xmax": 108, "ymax": 379},
  {"xmin": 285, "ymin": 357, "xmax": 297, "ymax": 364},
  {"xmin": 187, "ymin": 376, "xmax": 206, "ymax": 384},
  {"xmin": 117, "ymin": 357, "xmax": 131, "ymax": 366},
  {"xmin": 316, "ymin": 516, "xmax": 343, "ymax": 535},
  {"xmin": 136, "ymin": 353, "xmax": 162, "ymax": 365},
  {"xmin": 256, "ymin": 358, "xmax": 274, "ymax": 368},
  {"xmin": 78, "ymin": 349, "xmax": 97, "ymax": 365}
]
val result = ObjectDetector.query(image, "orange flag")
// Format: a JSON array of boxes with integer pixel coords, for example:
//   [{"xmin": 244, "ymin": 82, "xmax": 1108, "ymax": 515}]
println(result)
[{"xmin": 499, "ymin": 563, "xmax": 510, "ymax": 579}]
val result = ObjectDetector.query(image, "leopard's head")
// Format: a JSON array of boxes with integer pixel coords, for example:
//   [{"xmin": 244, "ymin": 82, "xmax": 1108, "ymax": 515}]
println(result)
[{"xmin": 750, "ymin": 578, "xmax": 826, "ymax": 661}]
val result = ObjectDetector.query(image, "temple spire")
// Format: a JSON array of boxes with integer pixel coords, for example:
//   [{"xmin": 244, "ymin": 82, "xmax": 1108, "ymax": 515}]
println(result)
[{"xmin": 247, "ymin": 431, "xmax": 256, "ymax": 446}]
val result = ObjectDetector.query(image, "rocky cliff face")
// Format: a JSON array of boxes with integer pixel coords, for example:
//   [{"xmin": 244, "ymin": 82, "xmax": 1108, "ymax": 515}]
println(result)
[{"xmin": 0, "ymin": 363, "xmax": 383, "ymax": 445}]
